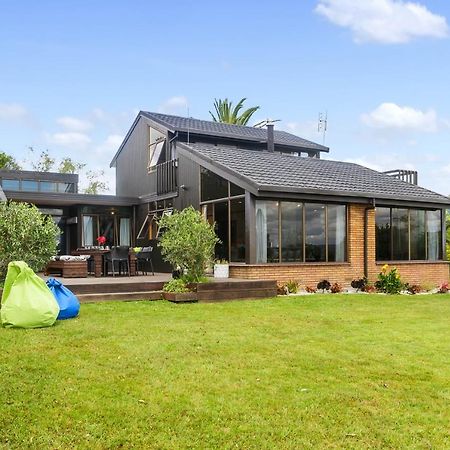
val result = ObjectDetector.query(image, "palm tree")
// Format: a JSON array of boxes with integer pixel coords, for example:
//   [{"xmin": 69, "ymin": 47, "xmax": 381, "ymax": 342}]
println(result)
[{"xmin": 209, "ymin": 98, "xmax": 260, "ymax": 126}]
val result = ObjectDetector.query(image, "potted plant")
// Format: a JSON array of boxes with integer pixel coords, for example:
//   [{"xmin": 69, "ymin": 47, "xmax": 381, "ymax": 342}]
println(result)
[
  {"xmin": 214, "ymin": 259, "xmax": 229, "ymax": 278},
  {"xmin": 162, "ymin": 278, "xmax": 197, "ymax": 303}
]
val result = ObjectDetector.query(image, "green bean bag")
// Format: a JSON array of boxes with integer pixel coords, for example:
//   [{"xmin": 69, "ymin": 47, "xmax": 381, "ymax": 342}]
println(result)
[{"xmin": 1, "ymin": 261, "xmax": 59, "ymax": 328}]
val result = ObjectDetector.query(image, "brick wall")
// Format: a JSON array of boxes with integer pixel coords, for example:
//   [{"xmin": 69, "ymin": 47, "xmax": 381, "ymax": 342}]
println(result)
[{"xmin": 230, "ymin": 203, "xmax": 449, "ymax": 288}]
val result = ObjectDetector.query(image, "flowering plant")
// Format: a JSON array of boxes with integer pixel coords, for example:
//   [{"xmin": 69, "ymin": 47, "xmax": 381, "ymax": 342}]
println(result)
[
  {"xmin": 96, "ymin": 236, "xmax": 106, "ymax": 245},
  {"xmin": 375, "ymin": 264, "xmax": 404, "ymax": 294}
]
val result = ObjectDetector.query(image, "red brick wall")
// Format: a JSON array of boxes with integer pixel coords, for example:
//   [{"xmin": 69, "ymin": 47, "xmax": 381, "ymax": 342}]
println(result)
[{"xmin": 230, "ymin": 204, "xmax": 449, "ymax": 288}]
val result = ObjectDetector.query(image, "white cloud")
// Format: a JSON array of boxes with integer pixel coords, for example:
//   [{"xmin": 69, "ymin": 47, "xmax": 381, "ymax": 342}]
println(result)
[
  {"xmin": 361, "ymin": 102, "xmax": 438, "ymax": 132},
  {"xmin": 95, "ymin": 134, "xmax": 124, "ymax": 156},
  {"xmin": 46, "ymin": 131, "xmax": 92, "ymax": 149},
  {"xmin": 0, "ymin": 103, "xmax": 29, "ymax": 121},
  {"xmin": 280, "ymin": 120, "xmax": 321, "ymax": 142},
  {"xmin": 315, "ymin": 0, "xmax": 449, "ymax": 44},
  {"xmin": 157, "ymin": 96, "xmax": 189, "ymax": 115},
  {"xmin": 56, "ymin": 116, "xmax": 93, "ymax": 132}
]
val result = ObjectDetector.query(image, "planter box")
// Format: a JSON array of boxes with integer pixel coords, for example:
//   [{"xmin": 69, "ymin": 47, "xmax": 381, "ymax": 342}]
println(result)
[
  {"xmin": 163, "ymin": 292, "xmax": 198, "ymax": 303},
  {"xmin": 214, "ymin": 264, "xmax": 229, "ymax": 278}
]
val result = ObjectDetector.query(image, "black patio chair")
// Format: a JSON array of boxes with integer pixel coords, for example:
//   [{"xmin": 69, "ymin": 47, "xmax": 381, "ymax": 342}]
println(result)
[
  {"xmin": 103, "ymin": 246, "xmax": 130, "ymax": 277},
  {"xmin": 136, "ymin": 246, "xmax": 154, "ymax": 276}
]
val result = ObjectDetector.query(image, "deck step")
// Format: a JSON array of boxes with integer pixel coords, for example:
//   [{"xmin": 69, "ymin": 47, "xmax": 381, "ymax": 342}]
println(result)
[
  {"xmin": 78, "ymin": 291, "xmax": 163, "ymax": 303},
  {"xmin": 69, "ymin": 281, "xmax": 165, "ymax": 295}
]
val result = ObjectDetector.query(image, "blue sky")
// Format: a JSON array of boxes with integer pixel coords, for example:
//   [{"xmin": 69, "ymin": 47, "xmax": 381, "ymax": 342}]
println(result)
[{"xmin": 1, "ymin": 0, "xmax": 450, "ymax": 194}]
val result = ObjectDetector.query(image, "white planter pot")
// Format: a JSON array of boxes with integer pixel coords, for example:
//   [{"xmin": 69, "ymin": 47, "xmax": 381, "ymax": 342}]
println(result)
[{"xmin": 214, "ymin": 264, "xmax": 229, "ymax": 278}]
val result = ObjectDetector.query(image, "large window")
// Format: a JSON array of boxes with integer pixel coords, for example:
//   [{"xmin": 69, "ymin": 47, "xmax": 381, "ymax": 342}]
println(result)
[
  {"xmin": 255, "ymin": 200, "xmax": 347, "ymax": 263},
  {"xmin": 281, "ymin": 203, "xmax": 303, "ymax": 262},
  {"xmin": 200, "ymin": 167, "xmax": 246, "ymax": 262},
  {"xmin": 376, "ymin": 207, "xmax": 443, "ymax": 261},
  {"xmin": 148, "ymin": 127, "xmax": 166, "ymax": 171}
]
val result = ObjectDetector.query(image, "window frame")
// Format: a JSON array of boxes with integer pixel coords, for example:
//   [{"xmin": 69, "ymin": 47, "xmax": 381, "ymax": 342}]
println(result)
[{"xmin": 375, "ymin": 206, "xmax": 444, "ymax": 261}]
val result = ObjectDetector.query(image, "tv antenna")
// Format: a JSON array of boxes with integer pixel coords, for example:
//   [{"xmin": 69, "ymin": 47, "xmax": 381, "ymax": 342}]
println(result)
[
  {"xmin": 253, "ymin": 118, "xmax": 281, "ymax": 128},
  {"xmin": 318, "ymin": 111, "xmax": 328, "ymax": 145}
]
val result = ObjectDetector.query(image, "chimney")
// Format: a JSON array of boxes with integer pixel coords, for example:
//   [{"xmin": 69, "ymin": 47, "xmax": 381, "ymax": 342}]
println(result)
[{"xmin": 267, "ymin": 123, "xmax": 274, "ymax": 152}]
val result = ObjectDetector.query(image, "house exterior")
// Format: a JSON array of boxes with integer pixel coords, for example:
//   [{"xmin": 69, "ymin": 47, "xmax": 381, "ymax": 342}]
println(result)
[
  {"xmin": 0, "ymin": 169, "xmax": 135, "ymax": 254},
  {"xmin": 109, "ymin": 111, "xmax": 450, "ymax": 286}
]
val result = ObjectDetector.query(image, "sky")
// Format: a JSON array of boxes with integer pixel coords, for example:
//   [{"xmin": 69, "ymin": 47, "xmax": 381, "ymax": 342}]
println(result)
[{"xmin": 1, "ymin": 0, "xmax": 450, "ymax": 195}]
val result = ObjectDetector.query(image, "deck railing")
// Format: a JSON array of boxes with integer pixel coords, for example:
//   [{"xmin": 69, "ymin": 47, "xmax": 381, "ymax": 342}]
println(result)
[{"xmin": 156, "ymin": 159, "xmax": 178, "ymax": 195}]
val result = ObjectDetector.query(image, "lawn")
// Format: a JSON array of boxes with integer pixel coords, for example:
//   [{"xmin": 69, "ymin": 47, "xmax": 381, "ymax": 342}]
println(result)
[{"xmin": 1, "ymin": 295, "xmax": 449, "ymax": 449}]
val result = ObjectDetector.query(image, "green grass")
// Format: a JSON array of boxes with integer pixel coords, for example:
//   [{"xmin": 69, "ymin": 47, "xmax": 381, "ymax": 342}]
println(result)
[{"xmin": 1, "ymin": 295, "xmax": 450, "ymax": 449}]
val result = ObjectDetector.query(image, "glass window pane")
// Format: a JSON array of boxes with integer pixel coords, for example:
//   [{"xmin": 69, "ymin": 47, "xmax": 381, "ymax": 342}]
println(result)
[
  {"xmin": 281, "ymin": 202, "xmax": 303, "ymax": 262},
  {"xmin": 328, "ymin": 205, "xmax": 346, "ymax": 262},
  {"xmin": 201, "ymin": 167, "xmax": 229, "ymax": 201},
  {"xmin": 376, "ymin": 207, "xmax": 391, "ymax": 260},
  {"xmin": 40, "ymin": 181, "xmax": 58, "ymax": 192},
  {"xmin": 82, "ymin": 215, "xmax": 97, "ymax": 247},
  {"xmin": 305, "ymin": 204, "xmax": 326, "ymax": 262},
  {"xmin": 214, "ymin": 201, "xmax": 229, "ymax": 261},
  {"xmin": 99, "ymin": 215, "xmax": 115, "ymax": 246},
  {"xmin": 255, "ymin": 200, "xmax": 279, "ymax": 263},
  {"xmin": 58, "ymin": 182, "xmax": 74, "ymax": 193},
  {"xmin": 427, "ymin": 210, "xmax": 442, "ymax": 260},
  {"xmin": 1, "ymin": 179, "xmax": 20, "ymax": 190},
  {"xmin": 230, "ymin": 198, "xmax": 245, "ymax": 262},
  {"xmin": 392, "ymin": 208, "xmax": 409, "ymax": 260},
  {"xmin": 410, "ymin": 209, "xmax": 426, "ymax": 260},
  {"xmin": 149, "ymin": 140, "xmax": 165, "ymax": 168},
  {"xmin": 21, "ymin": 180, "xmax": 39, "ymax": 191},
  {"xmin": 230, "ymin": 182, "xmax": 244, "ymax": 197},
  {"xmin": 119, "ymin": 218, "xmax": 131, "ymax": 246}
]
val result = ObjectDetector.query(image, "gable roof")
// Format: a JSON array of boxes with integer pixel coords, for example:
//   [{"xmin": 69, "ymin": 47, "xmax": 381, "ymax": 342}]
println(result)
[
  {"xmin": 179, "ymin": 142, "xmax": 450, "ymax": 206},
  {"xmin": 110, "ymin": 111, "xmax": 328, "ymax": 167}
]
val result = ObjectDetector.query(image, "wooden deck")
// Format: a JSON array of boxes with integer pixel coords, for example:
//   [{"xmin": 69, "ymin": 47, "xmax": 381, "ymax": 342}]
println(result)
[{"xmin": 39, "ymin": 274, "xmax": 277, "ymax": 303}]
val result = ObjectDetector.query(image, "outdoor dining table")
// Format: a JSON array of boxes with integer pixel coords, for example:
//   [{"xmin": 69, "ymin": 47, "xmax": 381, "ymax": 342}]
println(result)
[{"xmin": 71, "ymin": 248, "xmax": 137, "ymax": 277}]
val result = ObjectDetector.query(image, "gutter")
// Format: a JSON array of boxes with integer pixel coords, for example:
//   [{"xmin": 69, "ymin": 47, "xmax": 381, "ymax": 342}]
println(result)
[{"xmin": 364, "ymin": 199, "xmax": 376, "ymax": 279}]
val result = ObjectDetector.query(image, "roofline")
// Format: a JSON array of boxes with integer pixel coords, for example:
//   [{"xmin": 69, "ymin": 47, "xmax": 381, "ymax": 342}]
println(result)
[
  {"xmin": 3, "ymin": 190, "xmax": 138, "ymax": 207},
  {"xmin": 0, "ymin": 169, "xmax": 78, "ymax": 183},
  {"xmin": 256, "ymin": 184, "xmax": 450, "ymax": 206},
  {"xmin": 110, "ymin": 110, "xmax": 329, "ymax": 167},
  {"xmin": 144, "ymin": 111, "xmax": 329, "ymax": 152}
]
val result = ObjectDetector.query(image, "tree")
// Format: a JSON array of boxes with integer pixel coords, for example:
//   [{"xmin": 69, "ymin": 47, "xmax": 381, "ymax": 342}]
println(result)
[
  {"xmin": 59, "ymin": 157, "xmax": 86, "ymax": 174},
  {"xmin": 158, "ymin": 206, "xmax": 219, "ymax": 282},
  {"xmin": 209, "ymin": 98, "xmax": 260, "ymax": 125},
  {"xmin": 0, "ymin": 201, "xmax": 60, "ymax": 279},
  {"xmin": 0, "ymin": 151, "xmax": 21, "ymax": 170},
  {"xmin": 29, "ymin": 148, "xmax": 55, "ymax": 172},
  {"xmin": 83, "ymin": 170, "xmax": 109, "ymax": 195}
]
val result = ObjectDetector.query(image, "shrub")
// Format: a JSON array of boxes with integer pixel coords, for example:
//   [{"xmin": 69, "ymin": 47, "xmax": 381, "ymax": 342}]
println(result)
[
  {"xmin": 317, "ymin": 279, "xmax": 331, "ymax": 292},
  {"xmin": 0, "ymin": 201, "xmax": 60, "ymax": 279},
  {"xmin": 406, "ymin": 284, "xmax": 421, "ymax": 295},
  {"xmin": 163, "ymin": 278, "xmax": 190, "ymax": 293},
  {"xmin": 158, "ymin": 207, "xmax": 219, "ymax": 283},
  {"xmin": 330, "ymin": 282, "xmax": 342, "ymax": 293},
  {"xmin": 351, "ymin": 277, "xmax": 368, "ymax": 292},
  {"xmin": 305, "ymin": 286, "xmax": 316, "ymax": 293},
  {"xmin": 277, "ymin": 283, "xmax": 289, "ymax": 295},
  {"xmin": 286, "ymin": 280, "xmax": 300, "ymax": 294},
  {"xmin": 438, "ymin": 282, "xmax": 449, "ymax": 294},
  {"xmin": 375, "ymin": 264, "xmax": 404, "ymax": 295}
]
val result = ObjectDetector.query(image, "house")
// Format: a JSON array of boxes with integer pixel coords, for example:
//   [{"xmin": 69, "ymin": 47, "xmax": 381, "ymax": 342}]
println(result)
[
  {"xmin": 109, "ymin": 111, "xmax": 450, "ymax": 286},
  {"xmin": 0, "ymin": 169, "xmax": 135, "ymax": 254}
]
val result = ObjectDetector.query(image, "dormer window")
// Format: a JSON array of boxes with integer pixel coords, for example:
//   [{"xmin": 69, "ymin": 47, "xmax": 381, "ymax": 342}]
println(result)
[{"xmin": 148, "ymin": 126, "xmax": 166, "ymax": 172}]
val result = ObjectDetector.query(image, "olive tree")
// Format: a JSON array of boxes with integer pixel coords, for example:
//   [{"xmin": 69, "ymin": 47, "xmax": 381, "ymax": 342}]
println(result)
[
  {"xmin": 158, "ymin": 206, "xmax": 219, "ymax": 282},
  {"xmin": 0, "ymin": 201, "xmax": 60, "ymax": 279}
]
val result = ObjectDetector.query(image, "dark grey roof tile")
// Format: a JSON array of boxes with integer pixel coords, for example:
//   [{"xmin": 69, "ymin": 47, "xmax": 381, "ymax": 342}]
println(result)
[{"xmin": 186, "ymin": 143, "xmax": 450, "ymax": 205}]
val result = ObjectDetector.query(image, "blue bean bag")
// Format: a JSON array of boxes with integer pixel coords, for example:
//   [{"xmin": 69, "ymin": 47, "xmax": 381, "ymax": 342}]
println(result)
[{"xmin": 46, "ymin": 278, "xmax": 80, "ymax": 320}]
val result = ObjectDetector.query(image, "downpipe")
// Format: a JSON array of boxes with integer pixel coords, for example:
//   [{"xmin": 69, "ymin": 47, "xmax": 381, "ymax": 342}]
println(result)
[{"xmin": 364, "ymin": 199, "xmax": 376, "ymax": 279}]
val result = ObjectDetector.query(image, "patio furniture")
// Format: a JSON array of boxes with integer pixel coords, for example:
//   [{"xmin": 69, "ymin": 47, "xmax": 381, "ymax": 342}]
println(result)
[
  {"xmin": 72, "ymin": 249, "xmax": 110, "ymax": 277},
  {"xmin": 103, "ymin": 246, "xmax": 131, "ymax": 277},
  {"xmin": 45, "ymin": 259, "xmax": 88, "ymax": 278},
  {"xmin": 136, "ymin": 246, "xmax": 155, "ymax": 276}
]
